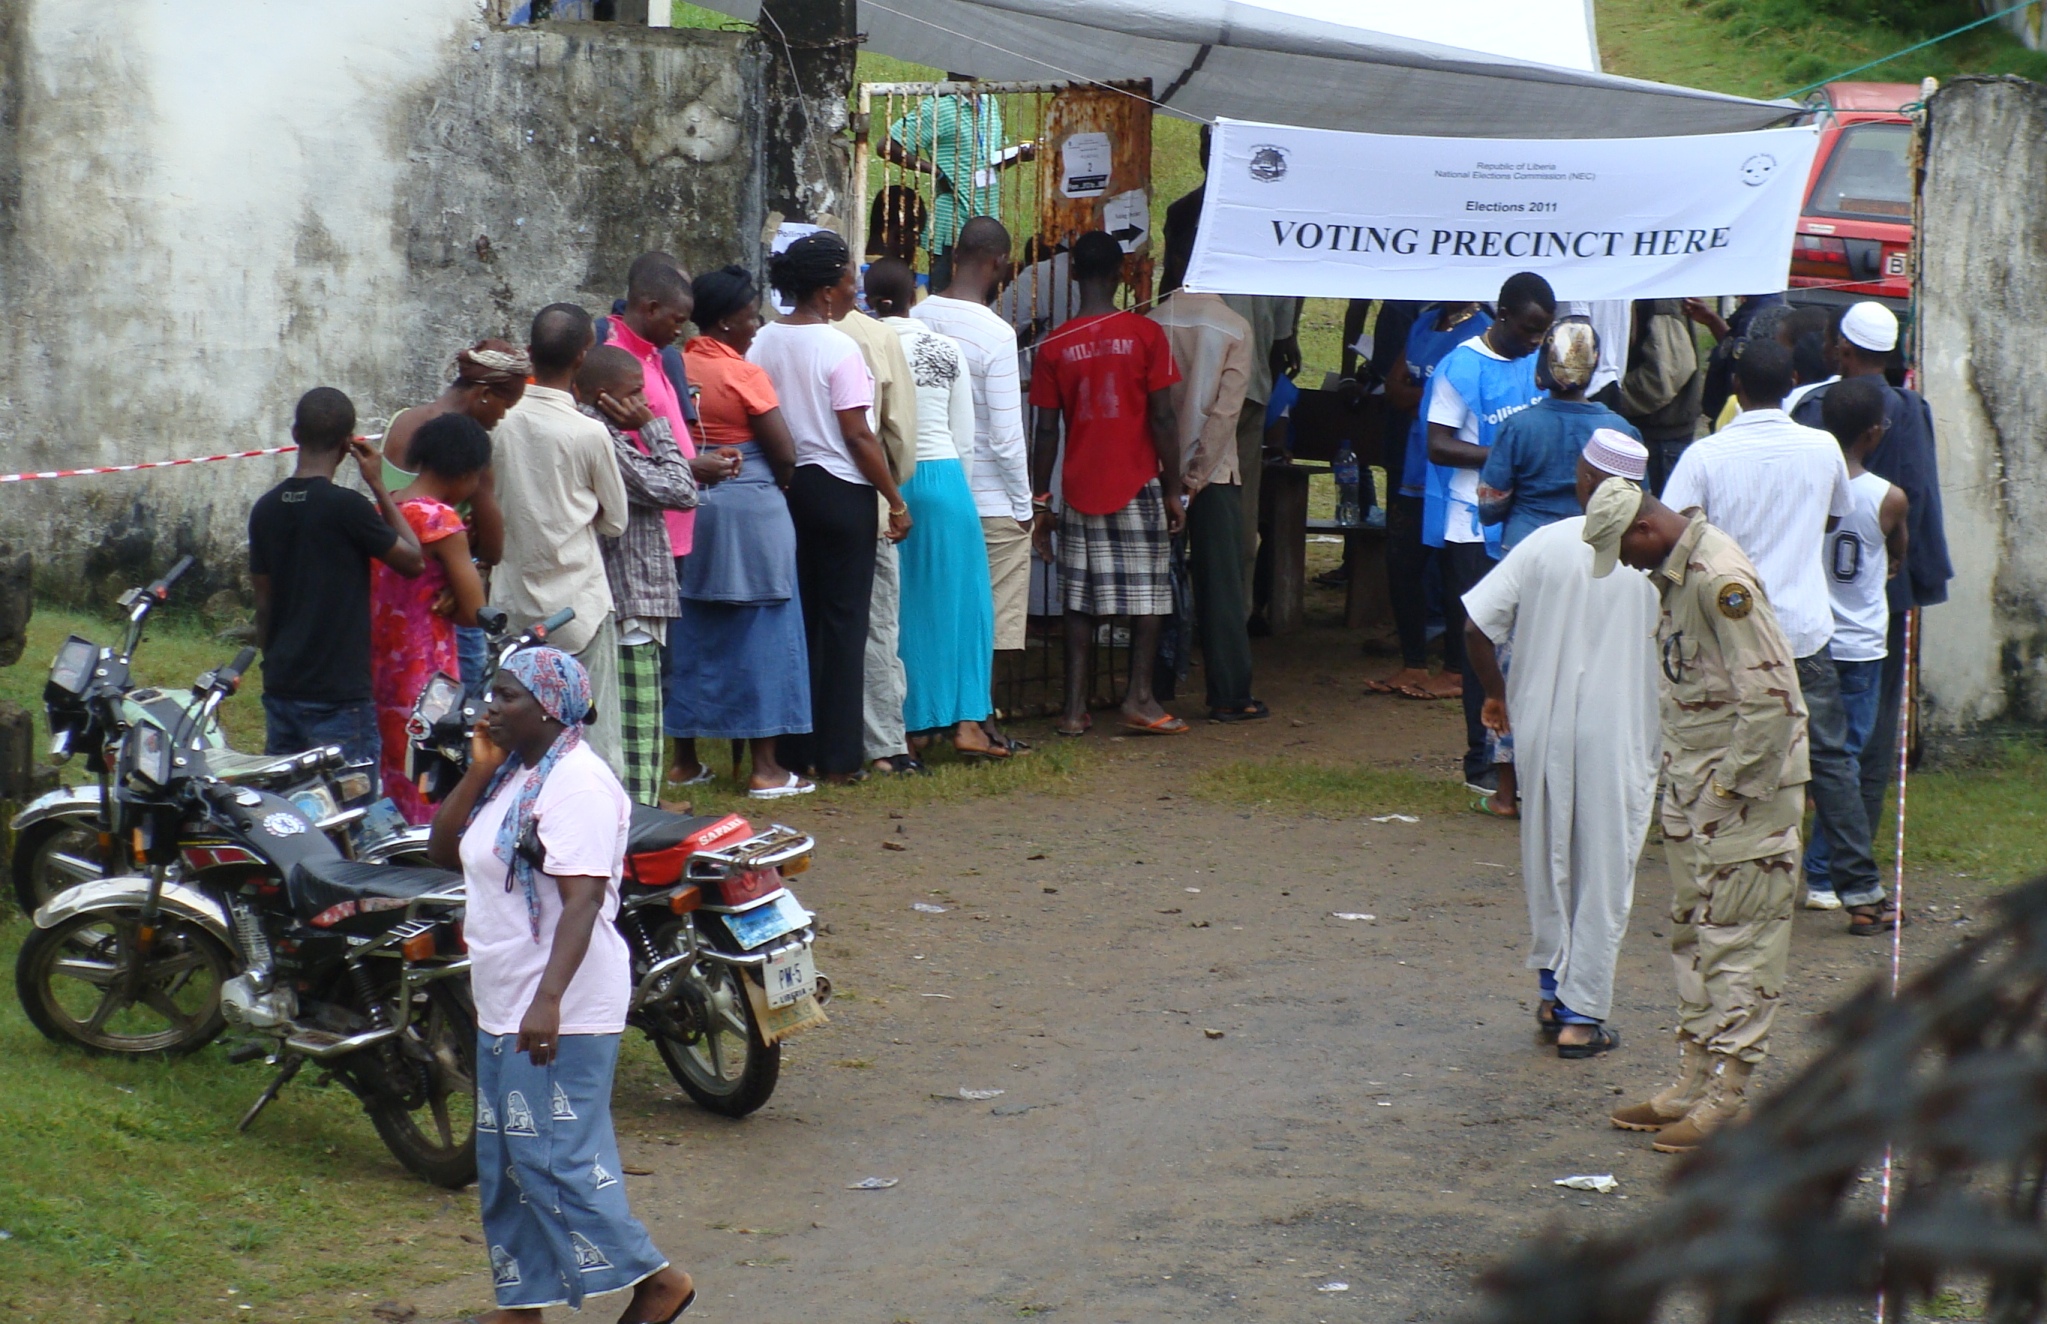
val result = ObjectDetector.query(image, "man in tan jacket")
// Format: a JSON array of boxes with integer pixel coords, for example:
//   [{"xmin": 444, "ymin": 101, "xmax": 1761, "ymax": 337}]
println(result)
[
  {"xmin": 1582, "ymin": 477, "xmax": 1809, "ymax": 1154},
  {"xmin": 833, "ymin": 299, "xmax": 920, "ymax": 773}
]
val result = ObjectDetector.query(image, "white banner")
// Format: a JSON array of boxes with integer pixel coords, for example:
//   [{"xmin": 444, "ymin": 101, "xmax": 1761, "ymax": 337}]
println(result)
[{"xmin": 1184, "ymin": 119, "xmax": 1821, "ymax": 302}]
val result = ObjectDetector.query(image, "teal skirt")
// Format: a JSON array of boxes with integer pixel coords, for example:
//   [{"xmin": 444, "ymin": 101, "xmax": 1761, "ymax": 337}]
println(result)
[{"xmin": 896, "ymin": 458, "xmax": 994, "ymax": 731}]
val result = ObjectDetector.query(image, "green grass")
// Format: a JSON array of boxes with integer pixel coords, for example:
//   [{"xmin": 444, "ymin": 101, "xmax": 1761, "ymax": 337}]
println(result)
[
  {"xmin": 1192, "ymin": 758, "xmax": 1474, "ymax": 819},
  {"xmin": 662, "ymin": 731, "xmax": 1100, "ymax": 819},
  {"xmin": 1879, "ymin": 741, "xmax": 2047, "ymax": 886},
  {"xmin": 0, "ymin": 927, "xmax": 475, "ymax": 1323}
]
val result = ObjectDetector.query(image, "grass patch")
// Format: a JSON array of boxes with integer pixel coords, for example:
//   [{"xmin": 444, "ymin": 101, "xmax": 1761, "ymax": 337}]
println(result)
[
  {"xmin": 659, "ymin": 733, "xmax": 1100, "ymax": 819},
  {"xmin": 1192, "ymin": 758, "xmax": 1471, "ymax": 819},
  {"xmin": 0, "ymin": 923, "xmax": 474, "ymax": 1323},
  {"xmin": 1878, "ymin": 740, "xmax": 2047, "ymax": 887}
]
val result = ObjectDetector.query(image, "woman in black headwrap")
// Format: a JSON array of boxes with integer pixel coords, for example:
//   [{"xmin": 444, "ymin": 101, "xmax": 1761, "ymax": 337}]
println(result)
[
  {"xmin": 663, "ymin": 266, "xmax": 814, "ymax": 799},
  {"xmin": 745, "ymin": 234, "xmax": 911, "ymax": 783}
]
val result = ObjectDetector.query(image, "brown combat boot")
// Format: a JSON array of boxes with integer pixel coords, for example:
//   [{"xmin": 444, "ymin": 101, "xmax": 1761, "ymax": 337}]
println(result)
[
  {"xmin": 1610, "ymin": 1036, "xmax": 1712, "ymax": 1131},
  {"xmin": 1651, "ymin": 1057, "xmax": 1754, "ymax": 1153}
]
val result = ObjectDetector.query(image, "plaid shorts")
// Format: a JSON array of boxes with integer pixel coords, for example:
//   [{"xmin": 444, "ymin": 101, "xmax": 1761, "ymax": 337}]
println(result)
[
  {"xmin": 1059, "ymin": 480, "xmax": 1173, "ymax": 617},
  {"xmin": 617, "ymin": 641, "xmax": 664, "ymax": 808}
]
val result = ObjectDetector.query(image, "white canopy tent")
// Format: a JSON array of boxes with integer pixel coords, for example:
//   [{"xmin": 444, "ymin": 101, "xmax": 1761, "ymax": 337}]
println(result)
[{"xmin": 701, "ymin": 0, "xmax": 1797, "ymax": 138}]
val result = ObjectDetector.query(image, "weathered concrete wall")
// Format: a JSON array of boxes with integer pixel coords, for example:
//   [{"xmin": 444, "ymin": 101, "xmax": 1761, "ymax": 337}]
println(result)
[
  {"xmin": 1916, "ymin": 76, "xmax": 2047, "ymax": 734},
  {"xmin": 0, "ymin": 3, "xmax": 774, "ymax": 602}
]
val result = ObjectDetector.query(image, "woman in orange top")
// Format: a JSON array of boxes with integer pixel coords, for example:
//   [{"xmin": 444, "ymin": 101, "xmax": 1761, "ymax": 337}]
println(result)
[{"xmin": 665, "ymin": 266, "xmax": 814, "ymax": 800}]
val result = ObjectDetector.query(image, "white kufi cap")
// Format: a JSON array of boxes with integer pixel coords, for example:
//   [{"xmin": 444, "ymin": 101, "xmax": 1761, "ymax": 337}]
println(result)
[{"xmin": 1840, "ymin": 301, "xmax": 1899, "ymax": 354}]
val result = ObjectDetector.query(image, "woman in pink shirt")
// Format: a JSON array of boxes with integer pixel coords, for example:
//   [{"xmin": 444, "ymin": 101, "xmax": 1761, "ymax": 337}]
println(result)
[{"xmin": 427, "ymin": 648, "xmax": 696, "ymax": 1323}]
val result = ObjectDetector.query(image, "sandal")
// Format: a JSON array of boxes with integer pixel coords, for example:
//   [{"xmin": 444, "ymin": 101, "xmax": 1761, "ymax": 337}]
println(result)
[
  {"xmin": 1535, "ymin": 1000, "xmax": 1559, "ymax": 1043},
  {"xmin": 1470, "ymin": 795, "xmax": 1520, "ymax": 821},
  {"xmin": 666, "ymin": 763, "xmax": 716, "ymax": 787},
  {"xmin": 1847, "ymin": 902, "xmax": 1904, "ymax": 937},
  {"xmin": 748, "ymin": 771, "xmax": 816, "ymax": 799},
  {"xmin": 957, "ymin": 740, "xmax": 1012, "ymax": 761},
  {"xmin": 1556, "ymin": 1024, "xmax": 1621, "ymax": 1059},
  {"xmin": 1056, "ymin": 714, "xmax": 1093, "ymax": 738},
  {"xmin": 1397, "ymin": 680, "xmax": 1463, "ymax": 701},
  {"xmin": 872, "ymin": 754, "xmax": 928, "ymax": 775},
  {"xmin": 1120, "ymin": 712, "xmax": 1191, "ymax": 736},
  {"xmin": 1209, "ymin": 700, "xmax": 1271, "ymax": 723}
]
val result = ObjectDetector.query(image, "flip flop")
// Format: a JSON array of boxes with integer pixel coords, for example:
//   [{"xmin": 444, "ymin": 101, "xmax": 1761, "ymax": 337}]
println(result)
[
  {"xmin": 1471, "ymin": 795, "xmax": 1520, "ymax": 821},
  {"xmin": 1056, "ymin": 714, "xmax": 1093, "ymax": 738},
  {"xmin": 1209, "ymin": 700, "xmax": 1271, "ymax": 723},
  {"xmin": 957, "ymin": 740, "xmax": 1013, "ymax": 761},
  {"xmin": 748, "ymin": 772, "xmax": 816, "ymax": 800},
  {"xmin": 872, "ymin": 754, "xmax": 928, "ymax": 775},
  {"xmin": 1398, "ymin": 682, "xmax": 1463, "ymax": 701},
  {"xmin": 666, "ymin": 763, "xmax": 716, "ymax": 787},
  {"xmin": 1120, "ymin": 713, "xmax": 1191, "ymax": 736},
  {"xmin": 1556, "ymin": 1024, "xmax": 1621, "ymax": 1059},
  {"xmin": 1535, "ymin": 1000, "xmax": 1559, "ymax": 1043}
]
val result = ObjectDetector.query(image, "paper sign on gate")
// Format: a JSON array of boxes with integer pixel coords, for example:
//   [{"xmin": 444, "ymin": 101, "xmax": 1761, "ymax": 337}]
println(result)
[{"xmin": 1061, "ymin": 132, "xmax": 1113, "ymax": 198}]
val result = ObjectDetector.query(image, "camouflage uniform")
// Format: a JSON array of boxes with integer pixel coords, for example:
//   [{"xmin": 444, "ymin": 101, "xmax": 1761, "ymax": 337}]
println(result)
[{"xmin": 1653, "ymin": 512, "xmax": 1810, "ymax": 1065}]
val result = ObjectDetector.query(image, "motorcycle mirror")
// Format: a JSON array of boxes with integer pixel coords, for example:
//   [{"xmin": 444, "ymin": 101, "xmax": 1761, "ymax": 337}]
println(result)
[{"xmin": 475, "ymin": 606, "xmax": 509, "ymax": 635}]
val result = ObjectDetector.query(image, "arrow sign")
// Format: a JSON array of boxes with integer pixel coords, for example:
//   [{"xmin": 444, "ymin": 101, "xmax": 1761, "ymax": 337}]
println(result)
[{"xmin": 1102, "ymin": 189, "xmax": 1151, "ymax": 254}]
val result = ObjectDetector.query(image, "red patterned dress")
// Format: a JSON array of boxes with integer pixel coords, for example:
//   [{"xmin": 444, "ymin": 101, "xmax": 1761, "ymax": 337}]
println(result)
[{"xmin": 371, "ymin": 497, "xmax": 465, "ymax": 823}]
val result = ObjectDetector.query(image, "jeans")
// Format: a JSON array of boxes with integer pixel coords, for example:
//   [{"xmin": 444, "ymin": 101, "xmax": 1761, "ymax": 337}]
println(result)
[
  {"xmin": 456, "ymin": 623, "xmax": 489, "ymax": 699},
  {"xmin": 1796, "ymin": 649, "xmax": 1884, "ymax": 907},
  {"xmin": 1804, "ymin": 656, "xmax": 1884, "ymax": 891},
  {"xmin": 1438, "ymin": 540, "xmax": 1497, "ymax": 782},
  {"xmin": 1860, "ymin": 612, "xmax": 1908, "ymax": 844},
  {"xmin": 1188, "ymin": 483, "xmax": 1256, "ymax": 709},
  {"xmin": 1385, "ymin": 495, "xmax": 1430, "ymax": 670},
  {"xmin": 262, "ymin": 695, "xmax": 380, "ymax": 788}
]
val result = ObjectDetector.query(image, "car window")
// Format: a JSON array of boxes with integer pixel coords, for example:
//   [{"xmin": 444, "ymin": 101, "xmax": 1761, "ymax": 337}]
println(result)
[{"xmin": 1807, "ymin": 122, "xmax": 1913, "ymax": 222}]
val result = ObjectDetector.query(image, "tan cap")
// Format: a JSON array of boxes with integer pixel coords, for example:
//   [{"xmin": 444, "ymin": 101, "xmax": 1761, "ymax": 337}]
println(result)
[{"xmin": 1582, "ymin": 476, "xmax": 1645, "ymax": 579}]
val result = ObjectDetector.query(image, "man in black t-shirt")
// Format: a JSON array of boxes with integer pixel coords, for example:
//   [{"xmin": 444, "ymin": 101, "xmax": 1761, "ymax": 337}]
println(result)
[{"xmin": 248, "ymin": 387, "xmax": 423, "ymax": 773}]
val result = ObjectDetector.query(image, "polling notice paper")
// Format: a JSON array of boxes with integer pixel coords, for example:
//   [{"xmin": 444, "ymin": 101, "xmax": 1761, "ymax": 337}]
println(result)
[{"xmin": 1184, "ymin": 118, "xmax": 1820, "ymax": 301}]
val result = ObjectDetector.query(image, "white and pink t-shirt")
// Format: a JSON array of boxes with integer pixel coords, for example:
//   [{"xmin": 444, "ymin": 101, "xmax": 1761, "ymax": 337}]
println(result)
[
  {"xmin": 747, "ymin": 320, "xmax": 876, "ymax": 487},
  {"xmin": 460, "ymin": 741, "xmax": 634, "ymax": 1037}
]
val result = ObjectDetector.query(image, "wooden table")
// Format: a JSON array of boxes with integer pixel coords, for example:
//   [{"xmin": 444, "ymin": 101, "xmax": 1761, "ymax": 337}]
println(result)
[{"xmin": 1257, "ymin": 386, "xmax": 1391, "ymax": 636}]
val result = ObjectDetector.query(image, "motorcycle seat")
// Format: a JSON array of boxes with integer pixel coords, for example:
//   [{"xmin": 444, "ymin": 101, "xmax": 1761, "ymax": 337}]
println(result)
[
  {"xmin": 628, "ymin": 804, "xmax": 736, "ymax": 854},
  {"xmin": 288, "ymin": 856, "xmax": 463, "ymax": 926}
]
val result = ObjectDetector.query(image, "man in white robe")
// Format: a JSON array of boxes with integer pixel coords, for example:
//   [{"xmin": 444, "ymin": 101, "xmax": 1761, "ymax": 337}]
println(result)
[{"xmin": 1461, "ymin": 430, "xmax": 1660, "ymax": 1058}]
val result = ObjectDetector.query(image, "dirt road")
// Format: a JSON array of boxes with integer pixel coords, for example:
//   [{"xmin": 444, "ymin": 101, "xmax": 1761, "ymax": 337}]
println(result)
[{"xmin": 394, "ymin": 632, "xmax": 1955, "ymax": 1324}]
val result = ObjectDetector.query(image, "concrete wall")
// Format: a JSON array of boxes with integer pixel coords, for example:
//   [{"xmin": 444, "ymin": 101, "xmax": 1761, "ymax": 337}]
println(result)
[
  {"xmin": 1916, "ymin": 76, "xmax": 2047, "ymax": 736},
  {"xmin": 0, "ymin": 2, "xmax": 774, "ymax": 601}
]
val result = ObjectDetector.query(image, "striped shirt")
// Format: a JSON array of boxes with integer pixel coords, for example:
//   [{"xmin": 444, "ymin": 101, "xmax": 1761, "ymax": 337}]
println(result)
[{"xmin": 1661, "ymin": 408, "xmax": 1854, "ymax": 658}]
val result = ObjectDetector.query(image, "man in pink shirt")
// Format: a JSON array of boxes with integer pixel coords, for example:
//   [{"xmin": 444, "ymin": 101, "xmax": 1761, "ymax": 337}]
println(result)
[{"xmin": 605, "ymin": 262, "xmax": 703, "ymax": 555}]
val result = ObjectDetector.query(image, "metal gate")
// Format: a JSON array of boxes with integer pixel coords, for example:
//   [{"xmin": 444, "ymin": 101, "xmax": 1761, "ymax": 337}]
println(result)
[{"xmin": 852, "ymin": 79, "xmax": 1158, "ymax": 719}]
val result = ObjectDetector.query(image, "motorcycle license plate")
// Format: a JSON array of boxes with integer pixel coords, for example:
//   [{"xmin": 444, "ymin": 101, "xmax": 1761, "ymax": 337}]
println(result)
[
  {"xmin": 762, "ymin": 944, "xmax": 817, "ymax": 1008},
  {"xmin": 722, "ymin": 893, "xmax": 809, "ymax": 951}
]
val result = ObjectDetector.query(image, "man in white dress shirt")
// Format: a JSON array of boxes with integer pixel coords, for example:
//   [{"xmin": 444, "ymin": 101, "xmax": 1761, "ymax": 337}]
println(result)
[{"xmin": 1661, "ymin": 338, "xmax": 1890, "ymax": 929}]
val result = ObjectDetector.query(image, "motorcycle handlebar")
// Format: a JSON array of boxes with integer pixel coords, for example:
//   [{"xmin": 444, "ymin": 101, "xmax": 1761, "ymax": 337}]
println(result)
[
  {"xmin": 535, "ymin": 608, "xmax": 576, "ymax": 638},
  {"xmin": 218, "ymin": 647, "xmax": 258, "ymax": 692},
  {"xmin": 149, "ymin": 555, "xmax": 195, "ymax": 600},
  {"xmin": 474, "ymin": 605, "xmax": 509, "ymax": 636}
]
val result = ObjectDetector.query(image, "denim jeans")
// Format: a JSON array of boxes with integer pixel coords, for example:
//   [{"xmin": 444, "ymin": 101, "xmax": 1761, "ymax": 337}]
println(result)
[
  {"xmin": 261, "ymin": 694, "xmax": 380, "ymax": 789},
  {"xmin": 456, "ymin": 623, "xmax": 489, "ymax": 700},
  {"xmin": 1804, "ymin": 656, "xmax": 1884, "ymax": 892},
  {"xmin": 1795, "ymin": 650, "xmax": 1884, "ymax": 906}
]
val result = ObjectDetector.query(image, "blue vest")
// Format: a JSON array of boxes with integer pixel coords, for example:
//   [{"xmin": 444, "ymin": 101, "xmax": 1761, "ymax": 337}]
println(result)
[
  {"xmin": 1421, "ymin": 339, "xmax": 1543, "ymax": 555},
  {"xmin": 1399, "ymin": 307, "xmax": 1493, "ymax": 498}
]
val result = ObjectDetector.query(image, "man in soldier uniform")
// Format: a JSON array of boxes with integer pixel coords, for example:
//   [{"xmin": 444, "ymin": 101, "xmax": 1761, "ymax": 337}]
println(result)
[{"xmin": 1581, "ymin": 477, "xmax": 1810, "ymax": 1154}]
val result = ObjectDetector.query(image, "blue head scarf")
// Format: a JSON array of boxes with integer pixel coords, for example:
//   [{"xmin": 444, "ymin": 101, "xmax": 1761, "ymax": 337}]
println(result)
[{"xmin": 465, "ymin": 646, "xmax": 591, "ymax": 941}]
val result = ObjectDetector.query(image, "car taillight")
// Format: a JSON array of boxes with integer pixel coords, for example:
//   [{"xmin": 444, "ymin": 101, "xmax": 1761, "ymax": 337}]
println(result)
[{"xmin": 1791, "ymin": 234, "xmax": 1852, "ymax": 281}]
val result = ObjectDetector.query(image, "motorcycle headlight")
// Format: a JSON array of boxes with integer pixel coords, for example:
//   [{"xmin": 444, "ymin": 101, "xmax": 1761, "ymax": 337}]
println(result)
[
  {"xmin": 123, "ymin": 724, "xmax": 173, "ymax": 786},
  {"xmin": 409, "ymin": 672, "xmax": 465, "ymax": 739},
  {"xmin": 48, "ymin": 636, "xmax": 99, "ymax": 695}
]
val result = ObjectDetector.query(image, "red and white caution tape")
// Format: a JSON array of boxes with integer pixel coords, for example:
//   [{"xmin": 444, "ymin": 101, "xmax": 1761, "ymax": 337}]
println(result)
[
  {"xmin": 0, "ymin": 445, "xmax": 299, "ymax": 484},
  {"xmin": 0, "ymin": 433, "xmax": 384, "ymax": 484}
]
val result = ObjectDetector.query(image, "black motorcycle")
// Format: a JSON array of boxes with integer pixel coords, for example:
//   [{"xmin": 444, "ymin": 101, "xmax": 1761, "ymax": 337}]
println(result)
[
  {"xmin": 14, "ymin": 649, "xmax": 480, "ymax": 1186},
  {"xmin": 12, "ymin": 556, "xmax": 413, "ymax": 913},
  {"xmin": 409, "ymin": 609, "xmax": 828, "ymax": 1116}
]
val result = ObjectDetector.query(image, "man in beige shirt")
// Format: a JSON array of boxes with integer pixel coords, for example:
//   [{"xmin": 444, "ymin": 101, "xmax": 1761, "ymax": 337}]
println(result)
[
  {"xmin": 833, "ymin": 302, "xmax": 922, "ymax": 773},
  {"xmin": 492, "ymin": 301, "xmax": 631, "ymax": 774},
  {"xmin": 1152, "ymin": 275, "xmax": 1265, "ymax": 720}
]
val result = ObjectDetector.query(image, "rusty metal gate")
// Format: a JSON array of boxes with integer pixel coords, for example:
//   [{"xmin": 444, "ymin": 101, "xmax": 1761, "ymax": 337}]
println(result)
[{"xmin": 852, "ymin": 79, "xmax": 1158, "ymax": 719}]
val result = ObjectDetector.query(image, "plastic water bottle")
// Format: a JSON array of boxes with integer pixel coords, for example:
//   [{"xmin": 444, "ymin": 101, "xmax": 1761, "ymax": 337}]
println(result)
[{"xmin": 1333, "ymin": 445, "xmax": 1362, "ymax": 527}]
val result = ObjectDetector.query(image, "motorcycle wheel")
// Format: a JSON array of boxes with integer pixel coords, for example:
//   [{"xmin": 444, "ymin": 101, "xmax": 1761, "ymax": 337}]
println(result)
[
  {"xmin": 12, "ymin": 817, "xmax": 105, "ymax": 915},
  {"xmin": 16, "ymin": 907, "xmax": 233, "ymax": 1055},
  {"xmin": 360, "ymin": 980, "xmax": 479, "ymax": 1188},
  {"xmin": 646, "ymin": 941, "xmax": 781, "ymax": 1118}
]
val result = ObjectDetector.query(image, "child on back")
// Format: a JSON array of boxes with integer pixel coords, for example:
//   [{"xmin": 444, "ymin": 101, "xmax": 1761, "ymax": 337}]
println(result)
[
  {"xmin": 1803, "ymin": 375, "xmax": 1908, "ymax": 907},
  {"xmin": 371, "ymin": 413, "xmax": 492, "ymax": 822}
]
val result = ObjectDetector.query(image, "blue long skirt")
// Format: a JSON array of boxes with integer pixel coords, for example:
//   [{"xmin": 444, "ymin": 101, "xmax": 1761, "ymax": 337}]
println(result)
[
  {"xmin": 896, "ymin": 457, "xmax": 994, "ymax": 731},
  {"xmin": 664, "ymin": 594, "xmax": 813, "ymax": 740}
]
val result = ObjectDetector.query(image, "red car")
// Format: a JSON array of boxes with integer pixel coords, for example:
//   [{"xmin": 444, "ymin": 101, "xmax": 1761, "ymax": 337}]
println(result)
[{"xmin": 1787, "ymin": 81, "xmax": 1920, "ymax": 312}]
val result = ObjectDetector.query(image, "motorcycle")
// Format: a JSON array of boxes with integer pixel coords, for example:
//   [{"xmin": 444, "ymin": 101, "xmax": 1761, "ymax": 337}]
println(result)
[
  {"xmin": 12, "ymin": 557, "xmax": 422, "ymax": 912},
  {"xmin": 15, "ymin": 649, "xmax": 480, "ymax": 1187},
  {"xmin": 408, "ymin": 608, "xmax": 829, "ymax": 1116}
]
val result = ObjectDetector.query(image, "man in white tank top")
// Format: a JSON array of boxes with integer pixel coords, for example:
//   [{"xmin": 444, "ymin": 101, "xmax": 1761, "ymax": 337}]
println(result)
[{"xmin": 1807, "ymin": 377, "xmax": 1908, "ymax": 920}]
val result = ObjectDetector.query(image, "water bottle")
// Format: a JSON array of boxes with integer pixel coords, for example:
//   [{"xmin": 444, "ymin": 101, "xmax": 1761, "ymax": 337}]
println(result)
[{"xmin": 1333, "ymin": 445, "xmax": 1362, "ymax": 528}]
